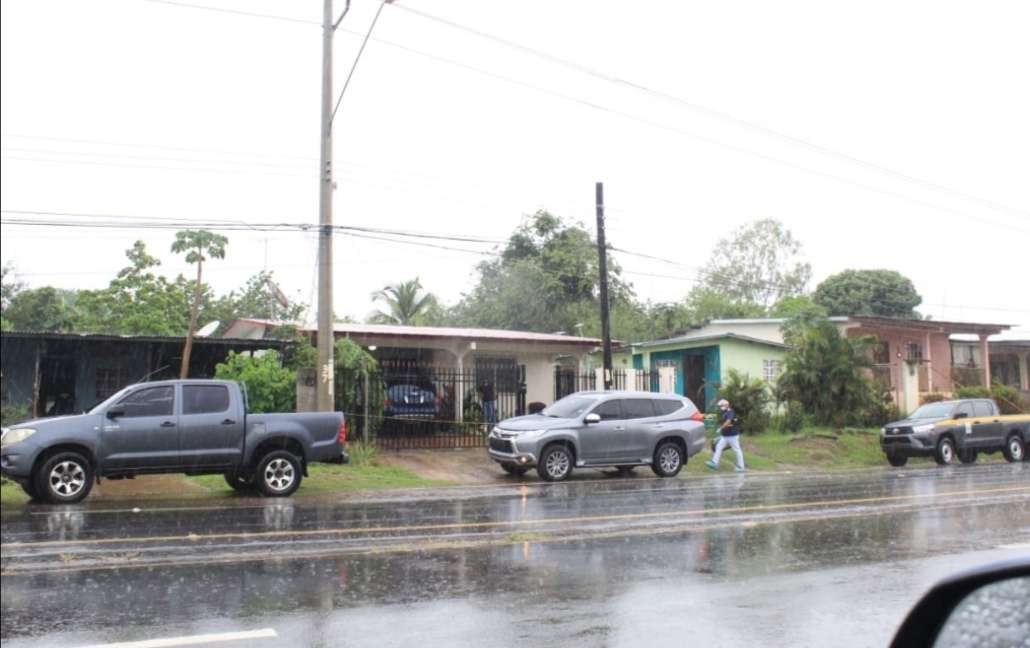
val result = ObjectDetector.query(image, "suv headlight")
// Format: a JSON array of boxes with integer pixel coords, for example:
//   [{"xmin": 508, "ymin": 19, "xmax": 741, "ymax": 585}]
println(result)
[
  {"xmin": 912, "ymin": 424, "xmax": 935, "ymax": 434},
  {"xmin": 518, "ymin": 429, "xmax": 545, "ymax": 439},
  {"xmin": 1, "ymin": 427, "xmax": 37, "ymax": 447}
]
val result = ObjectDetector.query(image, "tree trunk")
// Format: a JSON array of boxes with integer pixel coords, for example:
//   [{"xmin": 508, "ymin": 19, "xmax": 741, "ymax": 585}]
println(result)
[{"xmin": 180, "ymin": 258, "xmax": 203, "ymax": 378}]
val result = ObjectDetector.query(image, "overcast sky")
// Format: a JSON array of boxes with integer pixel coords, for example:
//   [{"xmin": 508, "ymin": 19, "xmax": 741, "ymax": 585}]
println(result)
[{"xmin": 2, "ymin": 0, "xmax": 1028, "ymax": 336}]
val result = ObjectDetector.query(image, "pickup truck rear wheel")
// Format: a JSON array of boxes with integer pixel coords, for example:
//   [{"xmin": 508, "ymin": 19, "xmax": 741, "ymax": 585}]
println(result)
[
  {"xmin": 255, "ymin": 451, "xmax": 303, "ymax": 497},
  {"xmin": 934, "ymin": 437, "xmax": 956, "ymax": 466},
  {"xmin": 224, "ymin": 471, "xmax": 255, "ymax": 493},
  {"xmin": 1003, "ymin": 434, "xmax": 1025, "ymax": 462},
  {"xmin": 886, "ymin": 453, "xmax": 908, "ymax": 467},
  {"xmin": 34, "ymin": 451, "xmax": 94, "ymax": 504}
]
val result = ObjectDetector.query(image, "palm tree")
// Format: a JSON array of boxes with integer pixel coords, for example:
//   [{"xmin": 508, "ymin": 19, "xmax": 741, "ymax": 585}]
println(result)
[
  {"xmin": 369, "ymin": 278, "xmax": 437, "ymax": 325},
  {"xmin": 172, "ymin": 229, "xmax": 228, "ymax": 377}
]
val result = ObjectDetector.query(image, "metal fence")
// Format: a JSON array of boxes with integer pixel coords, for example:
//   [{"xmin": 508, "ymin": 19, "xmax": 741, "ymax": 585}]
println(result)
[
  {"xmin": 336, "ymin": 361, "xmax": 527, "ymax": 450},
  {"xmin": 554, "ymin": 367, "xmax": 663, "ymax": 400}
]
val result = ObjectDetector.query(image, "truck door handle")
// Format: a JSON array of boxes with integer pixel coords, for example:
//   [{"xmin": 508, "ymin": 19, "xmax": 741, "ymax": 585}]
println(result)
[
  {"xmin": 160, "ymin": 421, "xmax": 176, "ymax": 428},
  {"xmin": 221, "ymin": 419, "xmax": 236, "ymax": 425}
]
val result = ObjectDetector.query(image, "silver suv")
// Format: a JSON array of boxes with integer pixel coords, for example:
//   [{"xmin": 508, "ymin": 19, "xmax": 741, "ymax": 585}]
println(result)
[{"xmin": 487, "ymin": 391, "xmax": 706, "ymax": 481}]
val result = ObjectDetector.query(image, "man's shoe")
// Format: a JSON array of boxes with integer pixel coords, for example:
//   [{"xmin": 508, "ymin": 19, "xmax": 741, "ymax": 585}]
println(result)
[
  {"xmin": 735, "ymin": 466, "xmax": 747, "ymax": 473},
  {"xmin": 704, "ymin": 460, "xmax": 718, "ymax": 471}
]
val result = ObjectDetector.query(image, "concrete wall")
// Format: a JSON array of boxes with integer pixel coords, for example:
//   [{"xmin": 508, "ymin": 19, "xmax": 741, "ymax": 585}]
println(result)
[{"xmin": 718, "ymin": 339, "xmax": 789, "ymax": 385}]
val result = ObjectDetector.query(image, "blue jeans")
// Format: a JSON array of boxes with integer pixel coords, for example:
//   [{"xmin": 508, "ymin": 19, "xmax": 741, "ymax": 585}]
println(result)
[
  {"xmin": 712, "ymin": 434, "xmax": 745, "ymax": 470},
  {"xmin": 482, "ymin": 401, "xmax": 497, "ymax": 424}
]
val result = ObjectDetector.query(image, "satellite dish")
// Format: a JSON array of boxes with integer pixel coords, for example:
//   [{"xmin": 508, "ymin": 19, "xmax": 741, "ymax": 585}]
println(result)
[{"xmin": 196, "ymin": 321, "xmax": 220, "ymax": 337}]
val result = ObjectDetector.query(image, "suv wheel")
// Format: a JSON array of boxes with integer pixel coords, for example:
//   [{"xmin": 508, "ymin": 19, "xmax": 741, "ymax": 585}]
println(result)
[
  {"xmin": 934, "ymin": 437, "xmax": 956, "ymax": 466},
  {"xmin": 886, "ymin": 453, "xmax": 908, "ymax": 467},
  {"xmin": 35, "ymin": 451, "xmax": 94, "ymax": 504},
  {"xmin": 651, "ymin": 441, "xmax": 684, "ymax": 478},
  {"xmin": 1003, "ymin": 434, "xmax": 1025, "ymax": 463},
  {"xmin": 255, "ymin": 451, "xmax": 303, "ymax": 497},
  {"xmin": 224, "ymin": 471, "xmax": 255, "ymax": 493},
  {"xmin": 537, "ymin": 444, "xmax": 573, "ymax": 482}
]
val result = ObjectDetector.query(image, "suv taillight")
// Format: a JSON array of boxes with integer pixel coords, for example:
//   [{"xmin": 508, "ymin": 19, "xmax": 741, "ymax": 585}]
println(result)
[
  {"xmin": 337, "ymin": 419, "xmax": 347, "ymax": 445},
  {"xmin": 690, "ymin": 411, "xmax": 705, "ymax": 422}
]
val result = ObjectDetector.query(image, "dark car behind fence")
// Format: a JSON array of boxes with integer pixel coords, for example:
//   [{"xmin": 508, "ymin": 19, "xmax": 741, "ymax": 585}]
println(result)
[{"xmin": 335, "ymin": 361, "xmax": 527, "ymax": 449}]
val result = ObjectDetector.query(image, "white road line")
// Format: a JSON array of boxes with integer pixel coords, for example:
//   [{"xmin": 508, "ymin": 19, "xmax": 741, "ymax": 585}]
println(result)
[{"xmin": 78, "ymin": 628, "xmax": 277, "ymax": 648}]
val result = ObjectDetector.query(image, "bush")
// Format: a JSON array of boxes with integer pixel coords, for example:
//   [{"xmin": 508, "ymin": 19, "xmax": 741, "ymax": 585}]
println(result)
[
  {"xmin": 215, "ymin": 350, "xmax": 296, "ymax": 413},
  {"xmin": 714, "ymin": 369, "xmax": 771, "ymax": 434},
  {"xmin": 773, "ymin": 401, "xmax": 808, "ymax": 433},
  {"xmin": 920, "ymin": 392, "xmax": 948, "ymax": 404},
  {"xmin": 1, "ymin": 402, "xmax": 31, "ymax": 427},
  {"xmin": 956, "ymin": 382, "xmax": 1028, "ymax": 414}
]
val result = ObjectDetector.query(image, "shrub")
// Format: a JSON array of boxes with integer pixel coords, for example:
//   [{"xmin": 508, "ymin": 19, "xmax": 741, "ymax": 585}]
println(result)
[
  {"xmin": 714, "ymin": 369, "xmax": 771, "ymax": 434},
  {"xmin": 920, "ymin": 392, "xmax": 948, "ymax": 404},
  {"xmin": 215, "ymin": 350, "xmax": 296, "ymax": 413},
  {"xmin": 954, "ymin": 383, "xmax": 1027, "ymax": 414},
  {"xmin": 773, "ymin": 401, "xmax": 808, "ymax": 433},
  {"xmin": 1, "ymin": 401, "xmax": 31, "ymax": 427}
]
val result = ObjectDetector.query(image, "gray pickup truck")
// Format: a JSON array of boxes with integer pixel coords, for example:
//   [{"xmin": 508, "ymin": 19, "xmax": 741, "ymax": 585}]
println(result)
[
  {"xmin": 0, "ymin": 379, "xmax": 348, "ymax": 503},
  {"xmin": 880, "ymin": 398, "xmax": 1030, "ymax": 466}
]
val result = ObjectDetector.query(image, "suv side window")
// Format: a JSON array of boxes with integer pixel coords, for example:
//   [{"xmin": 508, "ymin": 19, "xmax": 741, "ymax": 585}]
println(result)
[
  {"xmin": 592, "ymin": 400, "xmax": 623, "ymax": 421},
  {"xmin": 116, "ymin": 386, "xmax": 174, "ymax": 418},
  {"xmin": 972, "ymin": 401, "xmax": 993, "ymax": 417},
  {"xmin": 183, "ymin": 385, "xmax": 230, "ymax": 415},
  {"xmin": 955, "ymin": 403, "xmax": 974, "ymax": 419},
  {"xmin": 653, "ymin": 400, "xmax": 684, "ymax": 416},
  {"xmin": 621, "ymin": 399, "xmax": 657, "ymax": 419}
]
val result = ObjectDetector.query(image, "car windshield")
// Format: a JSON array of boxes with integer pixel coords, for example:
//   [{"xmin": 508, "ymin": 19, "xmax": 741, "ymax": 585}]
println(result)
[
  {"xmin": 909, "ymin": 402, "xmax": 956, "ymax": 419},
  {"xmin": 541, "ymin": 396, "xmax": 597, "ymax": 419}
]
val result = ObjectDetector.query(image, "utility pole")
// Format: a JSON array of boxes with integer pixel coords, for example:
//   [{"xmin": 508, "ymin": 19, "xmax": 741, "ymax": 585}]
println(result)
[
  {"xmin": 595, "ymin": 182, "xmax": 613, "ymax": 390},
  {"xmin": 316, "ymin": 0, "xmax": 341, "ymax": 411}
]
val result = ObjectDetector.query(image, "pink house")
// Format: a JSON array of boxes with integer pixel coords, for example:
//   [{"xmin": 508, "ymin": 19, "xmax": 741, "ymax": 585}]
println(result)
[{"xmin": 842, "ymin": 316, "xmax": 1011, "ymax": 412}]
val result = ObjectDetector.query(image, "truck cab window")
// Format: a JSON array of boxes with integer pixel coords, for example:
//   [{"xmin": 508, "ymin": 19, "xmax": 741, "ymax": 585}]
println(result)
[
  {"xmin": 116, "ymin": 386, "xmax": 174, "ymax": 418},
  {"xmin": 183, "ymin": 385, "xmax": 230, "ymax": 415}
]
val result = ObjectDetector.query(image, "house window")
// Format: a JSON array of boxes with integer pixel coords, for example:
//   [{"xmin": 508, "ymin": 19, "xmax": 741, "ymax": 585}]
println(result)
[
  {"xmin": 762, "ymin": 360, "xmax": 782, "ymax": 383},
  {"xmin": 872, "ymin": 340, "xmax": 890, "ymax": 365},
  {"xmin": 96, "ymin": 367, "xmax": 129, "ymax": 401},
  {"xmin": 951, "ymin": 343, "xmax": 981, "ymax": 368}
]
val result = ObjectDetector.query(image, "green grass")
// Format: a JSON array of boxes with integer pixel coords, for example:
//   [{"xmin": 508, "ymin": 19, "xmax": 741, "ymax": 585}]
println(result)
[{"xmin": 1, "ymin": 477, "xmax": 29, "ymax": 506}]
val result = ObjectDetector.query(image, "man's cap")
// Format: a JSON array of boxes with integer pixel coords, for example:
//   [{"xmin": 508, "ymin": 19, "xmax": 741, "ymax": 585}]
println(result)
[{"xmin": 717, "ymin": 399, "xmax": 729, "ymax": 407}]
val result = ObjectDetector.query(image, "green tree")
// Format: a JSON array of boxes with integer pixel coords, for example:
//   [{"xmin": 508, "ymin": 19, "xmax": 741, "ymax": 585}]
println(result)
[
  {"xmin": 368, "ymin": 277, "xmax": 440, "ymax": 325},
  {"xmin": 777, "ymin": 316, "xmax": 883, "ymax": 426},
  {"xmin": 208, "ymin": 270, "xmax": 306, "ymax": 334},
  {"xmin": 333, "ymin": 338, "xmax": 380, "ymax": 427},
  {"xmin": 214, "ymin": 351, "xmax": 295, "ymax": 413},
  {"xmin": 770, "ymin": 294, "xmax": 827, "ymax": 319},
  {"xmin": 715, "ymin": 369, "xmax": 771, "ymax": 434},
  {"xmin": 684, "ymin": 287, "xmax": 767, "ymax": 322},
  {"xmin": 172, "ymin": 230, "xmax": 228, "ymax": 378},
  {"xmin": 2, "ymin": 286, "xmax": 75, "ymax": 332},
  {"xmin": 696, "ymin": 219, "xmax": 811, "ymax": 308},
  {"xmin": 814, "ymin": 269, "xmax": 922, "ymax": 318},
  {"xmin": 452, "ymin": 211, "xmax": 633, "ymax": 335}
]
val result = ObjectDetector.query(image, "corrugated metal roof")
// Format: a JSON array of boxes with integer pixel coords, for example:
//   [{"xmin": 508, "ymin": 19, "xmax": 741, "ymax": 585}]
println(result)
[
  {"xmin": 322, "ymin": 322, "xmax": 602, "ymax": 346},
  {"xmin": 0, "ymin": 330, "xmax": 287, "ymax": 347},
  {"xmin": 631, "ymin": 332, "xmax": 789, "ymax": 350}
]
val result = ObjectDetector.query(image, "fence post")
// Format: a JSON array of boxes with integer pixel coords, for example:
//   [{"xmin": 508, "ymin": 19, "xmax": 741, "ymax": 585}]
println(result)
[{"xmin": 363, "ymin": 371, "xmax": 370, "ymax": 444}]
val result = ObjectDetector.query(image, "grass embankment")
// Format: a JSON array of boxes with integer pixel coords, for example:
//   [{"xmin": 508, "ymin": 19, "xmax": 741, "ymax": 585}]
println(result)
[{"xmin": 0, "ymin": 444, "xmax": 451, "ymax": 506}]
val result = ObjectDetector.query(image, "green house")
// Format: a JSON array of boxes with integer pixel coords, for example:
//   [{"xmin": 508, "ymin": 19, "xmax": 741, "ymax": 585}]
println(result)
[{"xmin": 608, "ymin": 333, "xmax": 789, "ymax": 410}]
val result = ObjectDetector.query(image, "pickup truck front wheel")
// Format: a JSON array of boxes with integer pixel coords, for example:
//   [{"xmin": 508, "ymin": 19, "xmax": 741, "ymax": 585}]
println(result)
[
  {"xmin": 34, "ymin": 451, "xmax": 94, "ymax": 504},
  {"xmin": 934, "ymin": 437, "xmax": 956, "ymax": 466},
  {"xmin": 886, "ymin": 453, "xmax": 908, "ymax": 467},
  {"xmin": 1003, "ymin": 434, "xmax": 1025, "ymax": 463},
  {"xmin": 255, "ymin": 451, "xmax": 303, "ymax": 497}
]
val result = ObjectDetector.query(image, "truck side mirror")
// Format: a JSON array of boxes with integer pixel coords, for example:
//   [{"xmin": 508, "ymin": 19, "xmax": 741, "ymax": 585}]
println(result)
[
  {"xmin": 106, "ymin": 408, "xmax": 125, "ymax": 420},
  {"xmin": 954, "ymin": 412, "xmax": 968, "ymax": 420},
  {"xmin": 584, "ymin": 413, "xmax": 601, "ymax": 424}
]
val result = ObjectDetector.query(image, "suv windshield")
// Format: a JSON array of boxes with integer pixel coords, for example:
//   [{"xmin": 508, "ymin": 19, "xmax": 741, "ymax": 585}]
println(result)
[
  {"xmin": 542, "ymin": 396, "xmax": 597, "ymax": 419},
  {"xmin": 909, "ymin": 402, "xmax": 956, "ymax": 419}
]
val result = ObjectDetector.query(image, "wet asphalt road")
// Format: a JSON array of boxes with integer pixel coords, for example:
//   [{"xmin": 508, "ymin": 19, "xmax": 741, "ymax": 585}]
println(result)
[{"xmin": 2, "ymin": 463, "xmax": 1029, "ymax": 647}]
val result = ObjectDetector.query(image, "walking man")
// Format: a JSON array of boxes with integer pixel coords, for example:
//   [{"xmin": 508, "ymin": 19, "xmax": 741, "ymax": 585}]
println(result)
[{"xmin": 705, "ymin": 398, "xmax": 746, "ymax": 473}]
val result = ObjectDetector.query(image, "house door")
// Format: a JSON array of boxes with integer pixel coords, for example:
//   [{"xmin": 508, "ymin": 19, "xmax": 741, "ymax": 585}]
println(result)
[
  {"xmin": 38, "ymin": 356, "xmax": 78, "ymax": 418},
  {"xmin": 684, "ymin": 356, "xmax": 705, "ymax": 405}
]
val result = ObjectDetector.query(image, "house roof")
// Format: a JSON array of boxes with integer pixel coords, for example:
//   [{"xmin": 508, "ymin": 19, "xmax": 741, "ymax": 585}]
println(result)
[
  {"xmin": 321, "ymin": 322, "xmax": 602, "ymax": 346},
  {"xmin": 707, "ymin": 317, "xmax": 849, "ymax": 325},
  {"xmin": 0, "ymin": 330, "xmax": 288, "ymax": 348},
  {"xmin": 847, "ymin": 315, "xmax": 1011, "ymax": 336},
  {"xmin": 629, "ymin": 332, "xmax": 790, "ymax": 350}
]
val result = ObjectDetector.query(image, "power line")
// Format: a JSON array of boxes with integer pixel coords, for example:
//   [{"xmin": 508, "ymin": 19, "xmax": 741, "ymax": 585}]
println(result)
[
  {"xmin": 391, "ymin": 3, "xmax": 1030, "ymax": 221},
  {"xmin": 135, "ymin": 0, "xmax": 318, "ymax": 25},
  {"xmin": 0, "ymin": 133, "xmax": 315, "ymax": 161}
]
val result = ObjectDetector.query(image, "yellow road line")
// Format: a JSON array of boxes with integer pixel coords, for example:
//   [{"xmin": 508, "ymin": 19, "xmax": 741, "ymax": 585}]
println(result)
[{"xmin": 4, "ymin": 484, "xmax": 1028, "ymax": 550}]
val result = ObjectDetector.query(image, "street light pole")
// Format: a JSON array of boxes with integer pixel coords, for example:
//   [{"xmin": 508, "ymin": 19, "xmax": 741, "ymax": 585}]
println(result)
[{"xmin": 316, "ymin": 0, "xmax": 337, "ymax": 412}]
